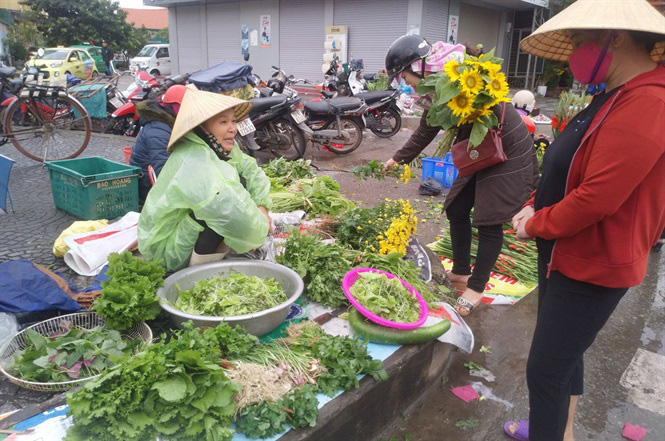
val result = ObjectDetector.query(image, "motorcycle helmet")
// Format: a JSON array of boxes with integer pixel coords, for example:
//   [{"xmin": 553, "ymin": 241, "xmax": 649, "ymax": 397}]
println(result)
[
  {"xmin": 162, "ymin": 84, "xmax": 187, "ymax": 113},
  {"xmin": 512, "ymin": 90, "xmax": 536, "ymax": 114},
  {"xmin": 385, "ymin": 34, "xmax": 431, "ymax": 82},
  {"xmin": 267, "ymin": 78, "xmax": 284, "ymax": 94}
]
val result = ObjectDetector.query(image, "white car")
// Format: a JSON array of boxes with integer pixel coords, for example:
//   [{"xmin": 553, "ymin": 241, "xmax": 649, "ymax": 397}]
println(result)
[{"xmin": 129, "ymin": 44, "xmax": 171, "ymax": 77}]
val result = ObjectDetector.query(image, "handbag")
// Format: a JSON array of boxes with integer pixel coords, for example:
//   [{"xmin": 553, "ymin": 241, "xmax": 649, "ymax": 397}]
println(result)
[{"xmin": 451, "ymin": 103, "xmax": 507, "ymax": 177}]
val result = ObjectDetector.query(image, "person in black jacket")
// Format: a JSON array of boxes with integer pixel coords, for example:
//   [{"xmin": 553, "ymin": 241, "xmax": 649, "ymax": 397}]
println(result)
[
  {"xmin": 101, "ymin": 40, "xmax": 114, "ymax": 76},
  {"xmin": 130, "ymin": 85, "xmax": 186, "ymax": 204}
]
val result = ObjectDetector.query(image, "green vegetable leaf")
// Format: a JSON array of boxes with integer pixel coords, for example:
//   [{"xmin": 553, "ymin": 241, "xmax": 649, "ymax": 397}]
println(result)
[
  {"xmin": 469, "ymin": 121, "xmax": 490, "ymax": 148},
  {"xmin": 152, "ymin": 375, "xmax": 188, "ymax": 402}
]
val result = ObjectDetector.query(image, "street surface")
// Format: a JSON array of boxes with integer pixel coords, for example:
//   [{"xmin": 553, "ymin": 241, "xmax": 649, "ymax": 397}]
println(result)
[{"xmin": 1, "ymin": 109, "xmax": 662, "ymax": 441}]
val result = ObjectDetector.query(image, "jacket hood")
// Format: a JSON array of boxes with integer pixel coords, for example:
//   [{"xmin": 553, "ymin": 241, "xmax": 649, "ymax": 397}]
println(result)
[
  {"xmin": 622, "ymin": 64, "xmax": 665, "ymax": 92},
  {"xmin": 136, "ymin": 100, "xmax": 176, "ymax": 127}
]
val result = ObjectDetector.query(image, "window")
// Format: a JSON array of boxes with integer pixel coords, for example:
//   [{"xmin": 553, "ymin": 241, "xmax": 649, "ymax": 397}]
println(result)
[
  {"xmin": 80, "ymin": 51, "xmax": 92, "ymax": 62},
  {"xmin": 68, "ymin": 51, "xmax": 81, "ymax": 62},
  {"xmin": 37, "ymin": 49, "xmax": 68, "ymax": 60},
  {"xmin": 89, "ymin": 48, "xmax": 100, "ymax": 57},
  {"xmin": 137, "ymin": 46, "xmax": 157, "ymax": 57},
  {"xmin": 156, "ymin": 47, "xmax": 169, "ymax": 58}
]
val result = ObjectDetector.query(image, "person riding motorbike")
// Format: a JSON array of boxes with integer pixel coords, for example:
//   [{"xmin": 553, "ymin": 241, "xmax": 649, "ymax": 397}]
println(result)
[{"xmin": 130, "ymin": 84, "xmax": 187, "ymax": 204}]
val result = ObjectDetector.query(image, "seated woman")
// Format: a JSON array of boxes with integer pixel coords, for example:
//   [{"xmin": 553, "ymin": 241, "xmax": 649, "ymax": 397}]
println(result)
[{"xmin": 138, "ymin": 85, "xmax": 272, "ymax": 271}]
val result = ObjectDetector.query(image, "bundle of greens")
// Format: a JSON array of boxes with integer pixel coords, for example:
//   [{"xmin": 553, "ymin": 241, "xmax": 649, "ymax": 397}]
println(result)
[
  {"xmin": 93, "ymin": 252, "xmax": 164, "ymax": 330},
  {"xmin": 277, "ymin": 232, "xmax": 356, "ymax": 308},
  {"xmin": 175, "ymin": 273, "xmax": 287, "ymax": 317},
  {"xmin": 234, "ymin": 384, "xmax": 320, "ymax": 438},
  {"xmin": 262, "ymin": 158, "xmax": 315, "ymax": 184},
  {"xmin": 10, "ymin": 325, "xmax": 143, "ymax": 382},
  {"xmin": 349, "ymin": 272, "xmax": 420, "ymax": 323},
  {"xmin": 429, "ymin": 223, "xmax": 538, "ymax": 285},
  {"xmin": 358, "ymin": 252, "xmax": 439, "ymax": 305},
  {"xmin": 351, "ymin": 160, "xmax": 410, "ymax": 183},
  {"xmin": 65, "ymin": 323, "xmax": 241, "ymax": 441},
  {"xmin": 270, "ymin": 176, "xmax": 355, "ymax": 216}
]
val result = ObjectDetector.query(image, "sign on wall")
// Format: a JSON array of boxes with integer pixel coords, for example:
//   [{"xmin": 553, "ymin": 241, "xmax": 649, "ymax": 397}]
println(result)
[
  {"xmin": 447, "ymin": 15, "xmax": 459, "ymax": 44},
  {"xmin": 260, "ymin": 15, "xmax": 271, "ymax": 48},
  {"xmin": 324, "ymin": 25, "xmax": 347, "ymax": 71}
]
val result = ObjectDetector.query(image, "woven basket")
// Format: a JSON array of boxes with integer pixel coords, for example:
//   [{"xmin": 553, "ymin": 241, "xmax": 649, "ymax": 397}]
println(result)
[{"xmin": 0, "ymin": 311, "xmax": 152, "ymax": 392}]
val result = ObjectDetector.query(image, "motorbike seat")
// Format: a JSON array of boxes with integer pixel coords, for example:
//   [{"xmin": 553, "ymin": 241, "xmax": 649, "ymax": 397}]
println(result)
[
  {"xmin": 363, "ymin": 73, "xmax": 377, "ymax": 81},
  {"xmin": 249, "ymin": 95, "xmax": 287, "ymax": 113},
  {"xmin": 305, "ymin": 97, "xmax": 363, "ymax": 114},
  {"xmin": 320, "ymin": 90, "xmax": 335, "ymax": 99},
  {"xmin": 0, "ymin": 67, "xmax": 17, "ymax": 78},
  {"xmin": 355, "ymin": 90, "xmax": 394, "ymax": 104}
]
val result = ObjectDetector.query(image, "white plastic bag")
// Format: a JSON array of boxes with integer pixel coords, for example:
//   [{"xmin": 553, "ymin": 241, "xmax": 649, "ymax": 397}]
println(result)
[{"xmin": 0, "ymin": 312, "xmax": 19, "ymax": 352}]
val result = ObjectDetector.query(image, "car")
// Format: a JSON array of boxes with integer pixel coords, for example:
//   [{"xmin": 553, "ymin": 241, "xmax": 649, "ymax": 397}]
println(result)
[
  {"xmin": 130, "ymin": 44, "xmax": 171, "ymax": 77},
  {"xmin": 71, "ymin": 44, "xmax": 108, "ymax": 74},
  {"xmin": 24, "ymin": 47, "xmax": 99, "ymax": 81}
]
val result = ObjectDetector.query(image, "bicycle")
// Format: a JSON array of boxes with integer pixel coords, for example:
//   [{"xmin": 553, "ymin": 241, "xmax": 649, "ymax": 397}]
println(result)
[{"xmin": 0, "ymin": 65, "xmax": 92, "ymax": 162}]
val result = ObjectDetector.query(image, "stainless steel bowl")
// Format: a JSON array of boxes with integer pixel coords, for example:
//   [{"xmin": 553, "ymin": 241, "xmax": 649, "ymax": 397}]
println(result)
[{"xmin": 156, "ymin": 260, "xmax": 304, "ymax": 336}]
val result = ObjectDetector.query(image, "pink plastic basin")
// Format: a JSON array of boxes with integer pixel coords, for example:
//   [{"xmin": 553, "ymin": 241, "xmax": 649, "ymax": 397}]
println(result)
[{"xmin": 342, "ymin": 267, "xmax": 428, "ymax": 330}]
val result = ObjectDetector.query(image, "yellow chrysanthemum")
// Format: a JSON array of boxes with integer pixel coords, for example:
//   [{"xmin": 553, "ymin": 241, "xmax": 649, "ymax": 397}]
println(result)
[
  {"xmin": 486, "ymin": 71, "xmax": 510, "ymax": 100},
  {"xmin": 447, "ymin": 91, "xmax": 474, "ymax": 118},
  {"xmin": 459, "ymin": 69, "xmax": 484, "ymax": 96},
  {"xmin": 443, "ymin": 59, "xmax": 462, "ymax": 82}
]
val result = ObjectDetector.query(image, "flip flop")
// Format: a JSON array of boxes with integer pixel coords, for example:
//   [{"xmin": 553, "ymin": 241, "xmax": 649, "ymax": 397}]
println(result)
[
  {"xmin": 455, "ymin": 295, "xmax": 482, "ymax": 316},
  {"xmin": 504, "ymin": 420, "xmax": 529, "ymax": 441}
]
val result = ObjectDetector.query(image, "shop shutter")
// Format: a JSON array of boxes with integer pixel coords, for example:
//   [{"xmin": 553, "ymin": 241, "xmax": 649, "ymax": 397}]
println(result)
[
  {"xmin": 206, "ymin": 2, "xmax": 242, "ymax": 66},
  {"xmin": 176, "ymin": 5, "xmax": 205, "ymax": 73},
  {"xmin": 279, "ymin": 0, "xmax": 326, "ymax": 82},
  {"xmin": 333, "ymin": 0, "xmax": 408, "ymax": 74},
  {"xmin": 422, "ymin": 0, "xmax": 450, "ymax": 44}
]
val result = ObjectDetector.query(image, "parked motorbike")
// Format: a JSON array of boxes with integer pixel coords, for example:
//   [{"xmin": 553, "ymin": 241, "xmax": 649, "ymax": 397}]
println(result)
[
  {"xmin": 237, "ymin": 91, "xmax": 309, "ymax": 160},
  {"xmin": 304, "ymin": 95, "xmax": 367, "ymax": 154}
]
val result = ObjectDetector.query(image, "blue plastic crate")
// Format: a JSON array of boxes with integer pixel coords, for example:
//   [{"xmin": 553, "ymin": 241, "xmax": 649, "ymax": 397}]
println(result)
[{"xmin": 421, "ymin": 153, "xmax": 458, "ymax": 188}]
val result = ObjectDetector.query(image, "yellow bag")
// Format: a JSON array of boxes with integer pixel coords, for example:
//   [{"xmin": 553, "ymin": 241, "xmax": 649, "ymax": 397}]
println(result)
[{"xmin": 53, "ymin": 220, "xmax": 108, "ymax": 257}]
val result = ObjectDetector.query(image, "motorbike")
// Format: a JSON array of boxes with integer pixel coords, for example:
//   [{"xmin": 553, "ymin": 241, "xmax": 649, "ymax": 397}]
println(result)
[
  {"xmin": 105, "ymin": 71, "xmax": 188, "ymax": 137},
  {"xmin": 321, "ymin": 59, "xmax": 403, "ymax": 139}
]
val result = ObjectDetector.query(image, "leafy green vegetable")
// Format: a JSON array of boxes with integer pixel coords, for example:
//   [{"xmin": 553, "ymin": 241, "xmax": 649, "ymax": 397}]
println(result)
[
  {"xmin": 175, "ymin": 273, "xmax": 287, "ymax": 317},
  {"xmin": 307, "ymin": 334, "xmax": 388, "ymax": 396},
  {"xmin": 235, "ymin": 400, "xmax": 287, "ymax": 439},
  {"xmin": 65, "ymin": 323, "xmax": 240, "ymax": 441},
  {"xmin": 349, "ymin": 272, "xmax": 421, "ymax": 323},
  {"xmin": 271, "ymin": 176, "xmax": 355, "ymax": 216},
  {"xmin": 10, "ymin": 324, "xmax": 142, "ymax": 383},
  {"xmin": 464, "ymin": 361, "xmax": 484, "ymax": 371},
  {"xmin": 93, "ymin": 252, "xmax": 164, "ymax": 330},
  {"xmin": 281, "ymin": 385, "xmax": 319, "ymax": 429},
  {"xmin": 351, "ymin": 160, "xmax": 402, "ymax": 181},
  {"xmin": 277, "ymin": 232, "xmax": 356, "ymax": 308},
  {"xmin": 358, "ymin": 252, "xmax": 439, "ymax": 305},
  {"xmin": 336, "ymin": 201, "xmax": 403, "ymax": 252},
  {"xmin": 262, "ymin": 158, "xmax": 315, "ymax": 185},
  {"xmin": 479, "ymin": 345, "xmax": 492, "ymax": 354}
]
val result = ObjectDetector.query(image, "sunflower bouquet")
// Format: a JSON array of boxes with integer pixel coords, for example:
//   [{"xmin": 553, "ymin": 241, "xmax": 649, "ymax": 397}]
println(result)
[{"xmin": 417, "ymin": 49, "xmax": 510, "ymax": 156}]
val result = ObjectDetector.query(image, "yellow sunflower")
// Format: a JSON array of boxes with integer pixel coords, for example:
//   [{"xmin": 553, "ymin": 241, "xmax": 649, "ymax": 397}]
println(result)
[
  {"xmin": 486, "ymin": 71, "xmax": 510, "ymax": 100},
  {"xmin": 443, "ymin": 59, "xmax": 462, "ymax": 82},
  {"xmin": 447, "ymin": 91, "xmax": 474, "ymax": 118},
  {"xmin": 459, "ymin": 68, "xmax": 484, "ymax": 96}
]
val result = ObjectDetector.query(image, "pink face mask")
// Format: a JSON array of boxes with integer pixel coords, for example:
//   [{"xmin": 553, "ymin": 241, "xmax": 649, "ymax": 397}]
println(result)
[{"xmin": 568, "ymin": 35, "xmax": 615, "ymax": 85}]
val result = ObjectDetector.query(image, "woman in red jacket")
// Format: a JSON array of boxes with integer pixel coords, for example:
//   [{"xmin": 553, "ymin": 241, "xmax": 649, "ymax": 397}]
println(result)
[{"xmin": 504, "ymin": 1, "xmax": 665, "ymax": 440}]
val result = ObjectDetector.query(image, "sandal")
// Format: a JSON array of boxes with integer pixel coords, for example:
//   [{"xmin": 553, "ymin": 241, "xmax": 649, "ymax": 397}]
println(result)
[
  {"xmin": 455, "ymin": 295, "xmax": 482, "ymax": 316},
  {"xmin": 504, "ymin": 420, "xmax": 529, "ymax": 441}
]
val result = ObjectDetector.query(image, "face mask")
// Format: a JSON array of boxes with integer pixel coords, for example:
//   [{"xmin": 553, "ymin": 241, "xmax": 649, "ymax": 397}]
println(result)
[{"xmin": 568, "ymin": 35, "xmax": 615, "ymax": 85}]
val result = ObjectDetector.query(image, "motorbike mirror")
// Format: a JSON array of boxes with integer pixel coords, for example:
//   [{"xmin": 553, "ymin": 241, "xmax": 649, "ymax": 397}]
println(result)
[
  {"xmin": 244, "ymin": 52, "xmax": 250, "ymax": 62},
  {"xmin": 37, "ymin": 48, "xmax": 45, "ymax": 57}
]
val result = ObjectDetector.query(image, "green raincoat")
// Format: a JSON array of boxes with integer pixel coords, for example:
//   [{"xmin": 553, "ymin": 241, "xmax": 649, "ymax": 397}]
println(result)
[{"xmin": 138, "ymin": 131, "xmax": 271, "ymax": 271}]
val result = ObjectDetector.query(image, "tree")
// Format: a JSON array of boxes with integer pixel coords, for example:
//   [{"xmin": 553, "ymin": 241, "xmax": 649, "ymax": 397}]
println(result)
[
  {"xmin": 4, "ymin": 17, "xmax": 43, "ymax": 64},
  {"xmin": 155, "ymin": 28, "xmax": 169, "ymax": 43},
  {"xmin": 21, "ymin": 0, "xmax": 149, "ymax": 55}
]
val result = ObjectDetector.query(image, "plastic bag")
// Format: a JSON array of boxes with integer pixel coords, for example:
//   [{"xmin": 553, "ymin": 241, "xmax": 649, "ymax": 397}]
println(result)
[
  {"xmin": 53, "ymin": 220, "xmax": 108, "ymax": 257},
  {"xmin": 0, "ymin": 312, "xmax": 19, "ymax": 352},
  {"xmin": 419, "ymin": 177, "xmax": 444, "ymax": 196}
]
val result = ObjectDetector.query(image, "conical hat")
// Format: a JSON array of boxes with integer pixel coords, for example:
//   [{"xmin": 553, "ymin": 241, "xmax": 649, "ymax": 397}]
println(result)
[
  {"xmin": 167, "ymin": 84, "xmax": 253, "ymax": 150},
  {"xmin": 520, "ymin": 0, "xmax": 665, "ymax": 62}
]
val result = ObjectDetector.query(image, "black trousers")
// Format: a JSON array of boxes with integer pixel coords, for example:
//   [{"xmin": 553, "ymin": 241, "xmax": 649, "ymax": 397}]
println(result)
[
  {"xmin": 192, "ymin": 217, "xmax": 224, "ymax": 255},
  {"xmin": 445, "ymin": 176, "xmax": 504, "ymax": 293},
  {"xmin": 527, "ymin": 256, "xmax": 627, "ymax": 440}
]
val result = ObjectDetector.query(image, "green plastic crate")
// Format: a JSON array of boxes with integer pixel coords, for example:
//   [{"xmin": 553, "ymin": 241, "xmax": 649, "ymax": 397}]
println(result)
[{"xmin": 45, "ymin": 156, "xmax": 141, "ymax": 220}]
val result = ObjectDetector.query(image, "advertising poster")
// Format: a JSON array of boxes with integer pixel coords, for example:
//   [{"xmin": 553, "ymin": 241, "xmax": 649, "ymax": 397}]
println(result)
[
  {"xmin": 260, "ymin": 15, "xmax": 271, "ymax": 48},
  {"xmin": 447, "ymin": 15, "xmax": 459, "ymax": 44}
]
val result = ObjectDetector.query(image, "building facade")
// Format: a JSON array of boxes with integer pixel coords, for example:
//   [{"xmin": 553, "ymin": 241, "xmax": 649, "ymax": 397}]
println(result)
[{"xmin": 144, "ymin": 0, "xmax": 551, "ymax": 86}]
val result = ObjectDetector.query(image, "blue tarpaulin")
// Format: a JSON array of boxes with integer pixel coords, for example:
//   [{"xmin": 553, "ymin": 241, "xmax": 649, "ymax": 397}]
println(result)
[
  {"xmin": 188, "ymin": 61, "xmax": 256, "ymax": 93},
  {"xmin": 0, "ymin": 260, "xmax": 82, "ymax": 313}
]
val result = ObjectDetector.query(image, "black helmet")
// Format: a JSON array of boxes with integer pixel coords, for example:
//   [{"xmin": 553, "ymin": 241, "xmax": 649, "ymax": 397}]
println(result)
[{"xmin": 385, "ymin": 34, "xmax": 431, "ymax": 81}]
